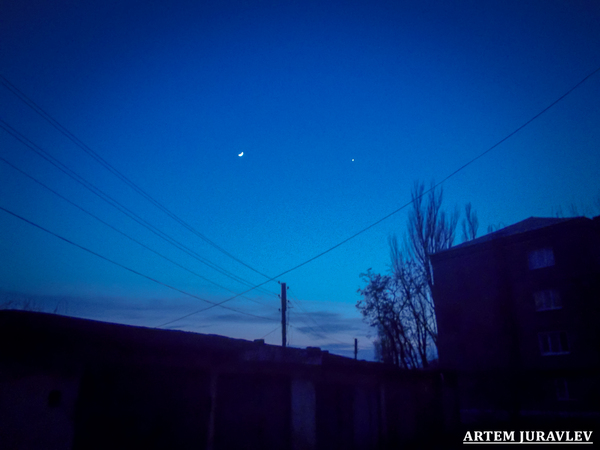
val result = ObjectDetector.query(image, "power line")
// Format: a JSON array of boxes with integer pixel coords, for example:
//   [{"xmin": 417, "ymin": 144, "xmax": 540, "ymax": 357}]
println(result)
[
  {"xmin": 0, "ymin": 155, "xmax": 276, "ymax": 310},
  {"xmin": 259, "ymin": 325, "xmax": 280, "ymax": 340},
  {"xmin": 0, "ymin": 205, "xmax": 279, "ymax": 323},
  {"xmin": 21, "ymin": 64, "xmax": 596, "ymax": 330},
  {"xmin": 254, "ymin": 65, "xmax": 600, "ymax": 281},
  {"xmin": 0, "ymin": 73, "xmax": 274, "ymax": 281},
  {"xmin": 0, "ymin": 119, "xmax": 278, "ymax": 298},
  {"xmin": 155, "ymin": 273, "xmax": 284, "ymax": 328},
  {"xmin": 162, "ymin": 68, "xmax": 591, "ymax": 327},
  {"xmin": 287, "ymin": 288, "xmax": 349, "ymax": 345},
  {"xmin": 287, "ymin": 288, "xmax": 359, "ymax": 349},
  {"xmin": 281, "ymin": 66, "xmax": 600, "ymax": 349},
  {"xmin": 287, "ymin": 293, "xmax": 326, "ymax": 340},
  {"xmin": 288, "ymin": 314, "xmax": 327, "ymax": 341}
]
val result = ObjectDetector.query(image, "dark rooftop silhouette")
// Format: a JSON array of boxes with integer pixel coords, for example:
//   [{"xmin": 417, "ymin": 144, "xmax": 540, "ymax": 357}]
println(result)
[
  {"xmin": 448, "ymin": 216, "xmax": 585, "ymax": 251},
  {"xmin": 0, "ymin": 309, "xmax": 369, "ymax": 368}
]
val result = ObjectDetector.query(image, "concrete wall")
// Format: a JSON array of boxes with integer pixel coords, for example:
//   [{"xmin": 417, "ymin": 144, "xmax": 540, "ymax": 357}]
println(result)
[
  {"xmin": 0, "ymin": 311, "xmax": 451, "ymax": 450},
  {"xmin": 0, "ymin": 363, "xmax": 80, "ymax": 450}
]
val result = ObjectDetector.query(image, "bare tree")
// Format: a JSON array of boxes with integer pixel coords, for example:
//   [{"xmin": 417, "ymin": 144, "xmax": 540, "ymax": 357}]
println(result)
[
  {"xmin": 357, "ymin": 181, "xmax": 459, "ymax": 368},
  {"xmin": 461, "ymin": 202, "xmax": 479, "ymax": 242},
  {"xmin": 552, "ymin": 194, "xmax": 600, "ymax": 218},
  {"xmin": 357, "ymin": 262, "xmax": 426, "ymax": 369},
  {"xmin": 487, "ymin": 222, "xmax": 506, "ymax": 233},
  {"xmin": 567, "ymin": 203, "xmax": 582, "ymax": 217},
  {"xmin": 551, "ymin": 205, "xmax": 565, "ymax": 218},
  {"xmin": 0, "ymin": 291, "xmax": 67, "ymax": 314},
  {"xmin": 0, "ymin": 298, "xmax": 42, "ymax": 312},
  {"xmin": 406, "ymin": 181, "xmax": 458, "ymax": 293}
]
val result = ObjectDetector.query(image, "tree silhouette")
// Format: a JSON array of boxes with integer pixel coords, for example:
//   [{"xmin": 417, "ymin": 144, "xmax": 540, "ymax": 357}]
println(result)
[
  {"xmin": 357, "ymin": 181, "xmax": 460, "ymax": 368},
  {"xmin": 461, "ymin": 202, "xmax": 479, "ymax": 242}
]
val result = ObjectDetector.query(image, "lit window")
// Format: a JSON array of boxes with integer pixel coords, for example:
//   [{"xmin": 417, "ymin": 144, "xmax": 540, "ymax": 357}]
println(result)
[
  {"xmin": 528, "ymin": 248, "xmax": 555, "ymax": 270},
  {"xmin": 555, "ymin": 378, "xmax": 570, "ymax": 401},
  {"xmin": 538, "ymin": 331, "xmax": 569, "ymax": 355},
  {"xmin": 534, "ymin": 289, "xmax": 562, "ymax": 311}
]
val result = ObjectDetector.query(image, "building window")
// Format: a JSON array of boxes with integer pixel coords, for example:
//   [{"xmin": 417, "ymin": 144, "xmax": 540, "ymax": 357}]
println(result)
[
  {"xmin": 48, "ymin": 390, "xmax": 61, "ymax": 408},
  {"xmin": 534, "ymin": 289, "xmax": 562, "ymax": 311},
  {"xmin": 555, "ymin": 378, "xmax": 570, "ymax": 401},
  {"xmin": 528, "ymin": 248, "xmax": 555, "ymax": 270},
  {"xmin": 538, "ymin": 331, "xmax": 569, "ymax": 355}
]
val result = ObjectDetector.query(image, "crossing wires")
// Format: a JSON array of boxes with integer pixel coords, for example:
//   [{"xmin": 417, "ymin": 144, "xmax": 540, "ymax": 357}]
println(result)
[
  {"xmin": 2, "ymin": 64, "xmax": 599, "ymax": 330},
  {"xmin": 0, "ymin": 118, "xmax": 277, "ymax": 298},
  {"xmin": 0, "ymin": 73, "xmax": 275, "ymax": 282},
  {"xmin": 154, "ymin": 63, "xmax": 600, "ymax": 327},
  {"xmin": 0, "ymin": 205, "xmax": 279, "ymax": 323}
]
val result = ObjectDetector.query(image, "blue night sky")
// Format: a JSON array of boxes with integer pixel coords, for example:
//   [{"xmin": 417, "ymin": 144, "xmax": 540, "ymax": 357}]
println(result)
[{"xmin": 1, "ymin": 0, "xmax": 599, "ymax": 360}]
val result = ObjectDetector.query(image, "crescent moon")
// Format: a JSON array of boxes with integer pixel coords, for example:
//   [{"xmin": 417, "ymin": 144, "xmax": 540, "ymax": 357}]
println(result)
[{"xmin": 238, "ymin": 152, "xmax": 244, "ymax": 157}]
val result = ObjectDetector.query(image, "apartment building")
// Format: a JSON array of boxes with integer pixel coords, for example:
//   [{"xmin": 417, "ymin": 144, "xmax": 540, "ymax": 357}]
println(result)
[{"xmin": 431, "ymin": 216, "xmax": 600, "ymax": 425}]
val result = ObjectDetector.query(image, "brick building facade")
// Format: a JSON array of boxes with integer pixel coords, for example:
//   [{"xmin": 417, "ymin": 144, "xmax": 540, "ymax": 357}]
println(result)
[{"xmin": 431, "ymin": 216, "xmax": 600, "ymax": 426}]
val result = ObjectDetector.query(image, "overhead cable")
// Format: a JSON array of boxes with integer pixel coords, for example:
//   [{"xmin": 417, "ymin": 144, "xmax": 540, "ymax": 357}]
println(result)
[
  {"xmin": 0, "ymin": 73, "xmax": 273, "ymax": 281},
  {"xmin": 0, "ymin": 205, "xmax": 279, "ymax": 323},
  {"xmin": 255, "ymin": 65, "xmax": 600, "ymax": 281},
  {"xmin": 157, "ymin": 64, "xmax": 600, "ymax": 326},
  {"xmin": 0, "ymin": 119, "xmax": 277, "ymax": 297},
  {"xmin": 0, "ymin": 155, "xmax": 276, "ymax": 309},
  {"xmin": 288, "ymin": 288, "xmax": 350, "ymax": 345}
]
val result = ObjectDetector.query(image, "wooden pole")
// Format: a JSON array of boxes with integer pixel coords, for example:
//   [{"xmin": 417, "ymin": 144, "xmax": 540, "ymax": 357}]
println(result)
[{"xmin": 281, "ymin": 282, "xmax": 287, "ymax": 348}]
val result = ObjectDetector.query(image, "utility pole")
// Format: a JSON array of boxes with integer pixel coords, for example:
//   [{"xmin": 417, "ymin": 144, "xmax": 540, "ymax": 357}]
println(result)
[
  {"xmin": 354, "ymin": 338, "xmax": 358, "ymax": 360},
  {"xmin": 281, "ymin": 282, "xmax": 287, "ymax": 348}
]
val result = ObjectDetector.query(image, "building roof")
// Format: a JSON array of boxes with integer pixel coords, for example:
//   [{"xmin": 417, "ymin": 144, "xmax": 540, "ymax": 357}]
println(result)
[
  {"xmin": 435, "ymin": 216, "xmax": 585, "ymax": 255},
  {"xmin": 0, "ymin": 309, "xmax": 372, "ymax": 370}
]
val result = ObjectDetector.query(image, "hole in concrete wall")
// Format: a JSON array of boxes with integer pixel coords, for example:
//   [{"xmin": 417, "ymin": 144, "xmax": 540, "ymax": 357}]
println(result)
[{"xmin": 48, "ymin": 389, "xmax": 61, "ymax": 407}]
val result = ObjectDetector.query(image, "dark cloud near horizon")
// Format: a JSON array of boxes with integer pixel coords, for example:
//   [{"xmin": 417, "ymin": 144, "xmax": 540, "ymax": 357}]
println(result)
[
  {"xmin": 0, "ymin": 289, "xmax": 215, "ymax": 328},
  {"xmin": 291, "ymin": 310, "xmax": 366, "ymax": 338},
  {"xmin": 209, "ymin": 312, "xmax": 279, "ymax": 324},
  {"xmin": 0, "ymin": 290, "xmax": 366, "ymax": 337}
]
